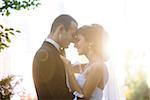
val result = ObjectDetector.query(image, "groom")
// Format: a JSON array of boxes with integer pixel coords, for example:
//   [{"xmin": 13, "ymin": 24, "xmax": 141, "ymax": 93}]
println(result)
[{"xmin": 32, "ymin": 14, "xmax": 78, "ymax": 100}]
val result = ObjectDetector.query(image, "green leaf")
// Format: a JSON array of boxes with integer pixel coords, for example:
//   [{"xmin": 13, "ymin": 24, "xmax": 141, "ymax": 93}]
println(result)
[
  {"xmin": 16, "ymin": 30, "xmax": 21, "ymax": 33},
  {"xmin": 0, "ymin": 46, "xmax": 4, "ymax": 50},
  {"xmin": 5, "ymin": 33, "xmax": 8, "ymax": 37},
  {"xmin": 6, "ymin": 36, "xmax": 11, "ymax": 43},
  {"xmin": 1, "ymin": 34, "xmax": 5, "ymax": 37},
  {"xmin": 5, "ymin": 28, "xmax": 10, "ymax": 31},
  {"xmin": 1, "ymin": 43, "xmax": 9, "ymax": 48},
  {"xmin": 6, "ymin": 10, "xmax": 10, "ymax": 16},
  {"xmin": 0, "ymin": 24, "xmax": 4, "ymax": 29},
  {"xmin": 9, "ymin": 28, "xmax": 14, "ymax": 31},
  {"xmin": 9, "ymin": 32, "xmax": 15, "ymax": 35},
  {"xmin": 0, "ymin": 32, "xmax": 3, "ymax": 36}
]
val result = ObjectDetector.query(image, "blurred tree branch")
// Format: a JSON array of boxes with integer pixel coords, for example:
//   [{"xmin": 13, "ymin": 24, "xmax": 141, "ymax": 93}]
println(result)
[
  {"xmin": 0, "ymin": 0, "xmax": 40, "ymax": 52},
  {"xmin": 0, "ymin": 0, "xmax": 40, "ymax": 16},
  {"xmin": 0, "ymin": 0, "xmax": 40, "ymax": 99}
]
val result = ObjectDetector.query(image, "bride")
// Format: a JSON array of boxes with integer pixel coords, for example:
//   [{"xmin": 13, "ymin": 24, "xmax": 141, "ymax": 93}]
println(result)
[{"xmin": 61, "ymin": 24, "xmax": 109, "ymax": 100}]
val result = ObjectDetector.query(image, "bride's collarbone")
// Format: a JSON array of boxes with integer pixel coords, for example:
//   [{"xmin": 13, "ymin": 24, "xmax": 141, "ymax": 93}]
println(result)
[
  {"xmin": 85, "ymin": 62, "xmax": 102, "ymax": 70},
  {"xmin": 82, "ymin": 64, "xmax": 94, "ymax": 76},
  {"xmin": 83, "ymin": 62, "xmax": 103, "ymax": 77}
]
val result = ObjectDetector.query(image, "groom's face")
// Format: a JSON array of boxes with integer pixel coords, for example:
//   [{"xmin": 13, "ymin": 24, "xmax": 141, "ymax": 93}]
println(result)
[{"xmin": 61, "ymin": 21, "xmax": 77, "ymax": 48}]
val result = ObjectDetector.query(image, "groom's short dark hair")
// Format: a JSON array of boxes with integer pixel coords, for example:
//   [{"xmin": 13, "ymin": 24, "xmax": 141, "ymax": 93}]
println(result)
[{"xmin": 50, "ymin": 14, "xmax": 77, "ymax": 34}]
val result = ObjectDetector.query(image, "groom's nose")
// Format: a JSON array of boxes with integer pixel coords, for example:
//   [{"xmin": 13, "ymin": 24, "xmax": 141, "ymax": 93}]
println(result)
[
  {"xmin": 72, "ymin": 35, "xmax": 78, "ymax": 43},
  {"xmin": 74, "ymin": 43, "xmax": 78, "ymax": 48}
]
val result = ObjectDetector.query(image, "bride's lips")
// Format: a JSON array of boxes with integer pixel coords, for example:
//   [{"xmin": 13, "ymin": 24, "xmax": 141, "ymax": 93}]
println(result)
[{"xmin": 76, "ymin": 46, "xmax": 80, "ymax": 52}]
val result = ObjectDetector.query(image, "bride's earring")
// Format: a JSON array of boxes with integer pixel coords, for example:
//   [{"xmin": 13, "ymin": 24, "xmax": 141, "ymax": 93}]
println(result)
[
  {"xmin": 88, "ymin": 42, "xmax": 92, "ymax": 54},
  {"xmin": 88, "ymin": 43, "xmax": 92, "ymax": 50}
]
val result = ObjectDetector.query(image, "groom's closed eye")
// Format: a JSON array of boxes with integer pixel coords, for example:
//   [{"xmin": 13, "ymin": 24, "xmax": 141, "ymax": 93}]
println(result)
[
  {"xmin": 72, "ymin": 32, "xmax": 76, "ymax": 38},
  {"xmin": 73, "ymin": 37, "xmax": 79, "ymax": 44}
]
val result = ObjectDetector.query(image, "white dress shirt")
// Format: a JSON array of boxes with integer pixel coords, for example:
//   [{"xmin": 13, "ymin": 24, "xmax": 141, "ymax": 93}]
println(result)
[{"xmin": 45, "ymin": 38, "xmax": 60, "ymax": 51}]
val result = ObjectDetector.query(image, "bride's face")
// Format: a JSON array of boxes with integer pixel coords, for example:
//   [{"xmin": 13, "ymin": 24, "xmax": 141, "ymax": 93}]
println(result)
[{"xmin": 75, "ymin": 34, "xmax": 88, "ymax": 55}]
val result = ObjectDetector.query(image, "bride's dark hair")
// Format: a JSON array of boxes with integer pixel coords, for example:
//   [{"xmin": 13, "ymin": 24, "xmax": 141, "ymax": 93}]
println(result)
[{"xmin": 77, "ymin": 24, "xmax": 109, "ymax": 61}]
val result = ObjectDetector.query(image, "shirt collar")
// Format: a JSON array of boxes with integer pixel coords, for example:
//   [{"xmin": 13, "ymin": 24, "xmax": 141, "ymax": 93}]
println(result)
[{"xmin": 45, "ymin": 38, "xmax": 60, "ymax": 51}]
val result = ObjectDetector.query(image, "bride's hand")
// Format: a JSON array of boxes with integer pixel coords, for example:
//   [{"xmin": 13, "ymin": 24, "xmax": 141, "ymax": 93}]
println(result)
[{"xmin": 60, "ymin": 55, "xmax": 71, "ymax": 68}]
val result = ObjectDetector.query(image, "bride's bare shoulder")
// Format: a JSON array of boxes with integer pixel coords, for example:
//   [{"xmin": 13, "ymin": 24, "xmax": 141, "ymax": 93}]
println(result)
[{"xmin": 90, "ymin": 62, "xmax": 104, "ymax": 71}]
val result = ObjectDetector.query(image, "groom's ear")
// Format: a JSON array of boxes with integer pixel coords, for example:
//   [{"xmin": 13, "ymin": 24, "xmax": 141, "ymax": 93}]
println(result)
[{"xmin": 57, "ymin": 24, "xmax": 65, "ymax": 35}]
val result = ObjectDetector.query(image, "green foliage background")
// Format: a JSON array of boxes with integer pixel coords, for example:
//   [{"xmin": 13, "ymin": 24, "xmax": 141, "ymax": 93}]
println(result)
[
  {"xmin": 124, "ymin": 50, "xmax": 150, "ymax": 100},
  {"xmin": 0, "ymin": 0, "xmax": 40, "ymax": 52},
  {"xmin": 0, "ymin": 0, "xmax": 40, "ymax": 99}
]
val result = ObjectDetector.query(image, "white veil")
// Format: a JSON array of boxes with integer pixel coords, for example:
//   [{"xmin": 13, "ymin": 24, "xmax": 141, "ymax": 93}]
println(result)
[{"xmin": 102, "ymin": 62, "xmax": 126, "ymax": 100}]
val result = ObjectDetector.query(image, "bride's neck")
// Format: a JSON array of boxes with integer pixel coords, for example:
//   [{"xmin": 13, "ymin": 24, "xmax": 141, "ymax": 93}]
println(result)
[{"xmin": 86, "ymin": 51, "xmax": 102, "ymax": 64}]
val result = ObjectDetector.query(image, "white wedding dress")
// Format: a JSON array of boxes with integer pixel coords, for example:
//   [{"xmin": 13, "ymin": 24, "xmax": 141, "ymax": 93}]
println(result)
[
  {"xmin": 73, "ymin": 65, "xmax": 108, "ymax": 100},
  {"xmin": 72, "ymin": 62, "xmax": 126, "ymax": 100},
  {"xmin": 73, "ymin": 73, "xmax": 103, "ymax": 100}
]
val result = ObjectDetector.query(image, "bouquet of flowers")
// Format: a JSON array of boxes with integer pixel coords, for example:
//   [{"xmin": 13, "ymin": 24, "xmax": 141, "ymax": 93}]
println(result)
[{"xmin": 0, "ymin": 75, "xmax": 22, "ymax": 100}]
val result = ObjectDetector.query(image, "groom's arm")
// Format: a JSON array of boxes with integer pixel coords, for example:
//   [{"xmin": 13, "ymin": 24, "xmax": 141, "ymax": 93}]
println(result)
[
  {"xmin": 38, "ymin": 48, "xmax": 73, "ymax": 99},
  {"xmin": 35, "ymin": 48, "xmax": 56, "ymax": 98}
]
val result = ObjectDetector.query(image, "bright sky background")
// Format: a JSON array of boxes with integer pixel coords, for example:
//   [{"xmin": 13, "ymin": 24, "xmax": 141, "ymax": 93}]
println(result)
[{"xmin": 1, "ymin": 0, "xmax": 150, "ymax": 98}]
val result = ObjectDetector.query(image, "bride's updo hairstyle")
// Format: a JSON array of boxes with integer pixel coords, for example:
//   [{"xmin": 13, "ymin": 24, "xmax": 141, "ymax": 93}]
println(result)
[{"xmin": 77, "ymin": 24, "xmax": 109, "ymax": 61}]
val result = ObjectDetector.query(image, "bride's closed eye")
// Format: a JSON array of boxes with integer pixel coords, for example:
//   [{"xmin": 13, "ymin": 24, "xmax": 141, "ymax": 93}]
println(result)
[{"xmin": 74, "ymin": 37, "xmax": 79, "ymax": 43}]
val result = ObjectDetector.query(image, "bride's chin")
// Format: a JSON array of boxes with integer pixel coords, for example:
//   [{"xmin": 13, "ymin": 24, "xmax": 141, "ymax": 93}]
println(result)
[
  {"xmin": 78, "ymin": 52, "xmax": 83, "ymax": 55},
  {"xmin": 77, "ymin": 50, "xmax": 83, "ymax": 55}
]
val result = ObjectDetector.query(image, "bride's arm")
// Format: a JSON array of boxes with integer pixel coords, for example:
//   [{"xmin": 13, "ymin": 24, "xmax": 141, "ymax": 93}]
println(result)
[
  {"xmin": 82, "ymin": 63, "xmax": 103, "ymax": 99},
  {"xmin": 72, "ymin": 64, "xmax": 85, "ymax": 73},
  {"xmin": 60, "ymin": 56, "xmax": 83, "ymax": 94},
  {"xmin": 66, "ymin": 61, "xmax": 103, "ymax": 99},
  {"xmin": 60, "ymin": 56, "xmax": 103, "ymax": 99}
]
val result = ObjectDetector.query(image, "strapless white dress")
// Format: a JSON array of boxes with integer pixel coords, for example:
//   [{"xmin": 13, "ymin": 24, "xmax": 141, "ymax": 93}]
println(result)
[{"xmin": 73, "ymin": 73, "xmax": 103, "ymax": 100}]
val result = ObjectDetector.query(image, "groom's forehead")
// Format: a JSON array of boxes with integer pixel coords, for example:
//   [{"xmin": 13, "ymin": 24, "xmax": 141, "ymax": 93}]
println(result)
[
  {"xmin": 71, "ymin": 21, "xmax": 77, "ymax": 28},
  {"xmin": 69, "ymin": 21, "xmax": 78, "ymax": 31},
  {"xmin": 69, "ymin": 22, "xmax": 78, "ymax": 34}
]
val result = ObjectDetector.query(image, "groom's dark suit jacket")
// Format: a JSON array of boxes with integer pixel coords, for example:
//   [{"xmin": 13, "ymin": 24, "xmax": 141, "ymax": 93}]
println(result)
[{"xmin": 32, "ymin": 41, "xmax": 73, "ymax": 100}]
